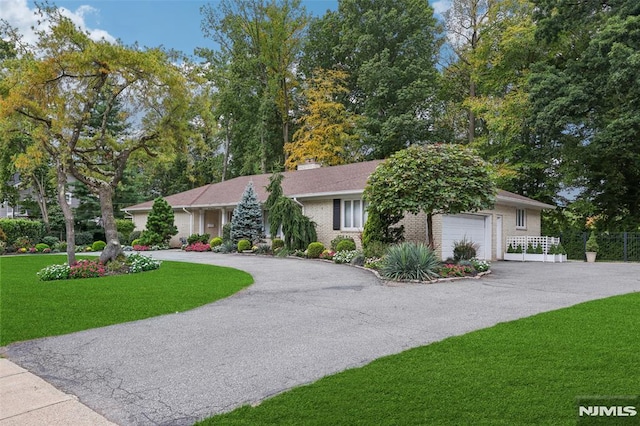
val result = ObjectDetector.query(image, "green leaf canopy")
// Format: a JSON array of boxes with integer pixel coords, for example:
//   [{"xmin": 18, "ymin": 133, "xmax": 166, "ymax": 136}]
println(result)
[{"xmin": 364, "ymin": 144, "xmax": 497, "ymax": 247}]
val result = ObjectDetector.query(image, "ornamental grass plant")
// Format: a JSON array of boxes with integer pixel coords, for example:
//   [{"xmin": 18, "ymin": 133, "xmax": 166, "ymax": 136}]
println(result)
[{"xmin": 380, "ymin": 242, "xmax": 440, "ymax": 281}]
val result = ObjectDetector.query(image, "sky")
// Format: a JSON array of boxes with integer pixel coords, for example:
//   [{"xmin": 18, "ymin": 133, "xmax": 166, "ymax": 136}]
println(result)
[{"xmin": 2, "ymin": 0, "xmax": 451, "ymax": 57}]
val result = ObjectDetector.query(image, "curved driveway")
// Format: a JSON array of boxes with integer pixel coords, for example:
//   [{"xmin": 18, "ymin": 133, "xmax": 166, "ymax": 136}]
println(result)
[{"xmin": 5, "ymin": 252, "xmax": 640, "ymax": 425}]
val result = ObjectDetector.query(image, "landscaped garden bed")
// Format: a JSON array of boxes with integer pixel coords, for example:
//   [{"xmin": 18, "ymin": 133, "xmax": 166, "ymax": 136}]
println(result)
[{"xmin": 180, "ymin": 232, "xmax": 491, "ymax": 282}]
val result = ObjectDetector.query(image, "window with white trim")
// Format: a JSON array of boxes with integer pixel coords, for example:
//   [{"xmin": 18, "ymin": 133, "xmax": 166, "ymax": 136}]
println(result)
[
  {"xmin": 342, "ymin": 199, "xmax": 367, "ymax": 230},
  {"xmin": 516, "ymin": 208, "xmax": 526, "ymax": 229}
]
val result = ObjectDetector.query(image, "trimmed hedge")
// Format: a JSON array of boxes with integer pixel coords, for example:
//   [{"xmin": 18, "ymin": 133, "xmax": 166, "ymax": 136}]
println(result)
[{"xmin": 0, "ymin": 219, "xmax": 45, "ymax": 247}]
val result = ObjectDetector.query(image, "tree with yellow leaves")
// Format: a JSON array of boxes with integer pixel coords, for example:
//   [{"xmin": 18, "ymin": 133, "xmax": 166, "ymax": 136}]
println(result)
[
  {"xmin": 0, "ymin": 6, "xmax": 189, "ymax": 263},
  {"xmin": 285, "ymin": 69, "xmax": 362, "ymax": 170}
]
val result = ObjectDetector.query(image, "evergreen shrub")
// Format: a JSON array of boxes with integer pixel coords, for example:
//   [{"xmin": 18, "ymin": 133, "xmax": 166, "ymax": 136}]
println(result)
[
  {"xmin": 188, "ymin": 233, "xmax": 210, "ymax": 244},
  {"xmin": 35, "ymin": 243, "xmax": 50, "ymax": 252},
  {"xmin": 41, "ymin": 236, "xmax": 59, "ymax": 247},
  {"xmin": 272, "ymin": 238, "xmax": 284, "ymax": 250},
  {"xmin": 331, "ymin": 235, "xmax": 355, "ymax": 251},
  {"xmin": 92, "ymin": 240, "xmax": 107, "ymax": 251},
  {"xmin": 336, "ymin": 239, "xmax": 356, "ymax": 252},
  {"xmin": 307, "ymin": 242, "xmax": 325, "ymax": 258},
  {"xmin": 237, "ymin": 239, "xmax": 252, "ymax": 251}
]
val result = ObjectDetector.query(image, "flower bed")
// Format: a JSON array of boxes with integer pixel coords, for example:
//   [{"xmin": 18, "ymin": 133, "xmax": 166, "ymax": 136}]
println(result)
[{"xmin": 37, "ymin": 253, "xmax": 162, "ymax": 281}]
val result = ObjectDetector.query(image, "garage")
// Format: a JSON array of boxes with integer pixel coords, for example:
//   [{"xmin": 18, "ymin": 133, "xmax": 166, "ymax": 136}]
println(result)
[{"xmin": 441, "ymin": 214, "xmax": 491, "ymax": 260}]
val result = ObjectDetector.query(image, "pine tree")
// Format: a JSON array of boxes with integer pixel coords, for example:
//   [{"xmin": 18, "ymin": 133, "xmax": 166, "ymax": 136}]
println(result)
[
  {"xmin": 143, "ymin": 197, "xmax": 178, "ymax": 245},
  {"xmin": 231, "ymin": 182, "xmax": 263, "ymax": 243}
]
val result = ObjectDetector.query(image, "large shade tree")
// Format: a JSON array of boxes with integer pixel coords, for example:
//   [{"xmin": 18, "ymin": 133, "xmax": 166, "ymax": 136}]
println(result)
[
  {"xmin": 200, "ymin": 0, "xmax": 309, "ymax": 174},
  {"xmin": 301, "ymin": 0, "xmax": 443, "ymax": 158},
  {"xmin": 0, "ymin": 6, "xmax": 189, "ymax": 263},
  {"xmin": 530, "ymin": 0, "xmax": 640, "ymax": 229},
  {"xmin": 364, "ymin": 144, "xmax": 497, "ymax": 248}
]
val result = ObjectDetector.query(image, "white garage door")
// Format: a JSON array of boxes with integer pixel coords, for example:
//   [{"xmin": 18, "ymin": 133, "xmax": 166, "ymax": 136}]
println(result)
[{"xmin": 441, "ymin": 214, "xmax": 489, "ymax": 260}]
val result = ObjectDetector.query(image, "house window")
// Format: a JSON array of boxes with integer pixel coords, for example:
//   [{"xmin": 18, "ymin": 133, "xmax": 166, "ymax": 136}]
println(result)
[
  {"xmin": 342, "ymin": 199, "xmax": 367, "ymax": 230},
  {"xmin": 516, "ymin": 208, "xmax": 526, "ymax": 229}
]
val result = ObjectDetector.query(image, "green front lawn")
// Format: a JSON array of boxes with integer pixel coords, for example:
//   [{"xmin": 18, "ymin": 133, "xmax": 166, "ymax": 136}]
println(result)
[
  {"xmin": 0, "ymin": 255, "xmax": 253, "ymax": 346},
  {"xmin": 199, "ymin": 292, "xmax": 640, "ymax": 425}
]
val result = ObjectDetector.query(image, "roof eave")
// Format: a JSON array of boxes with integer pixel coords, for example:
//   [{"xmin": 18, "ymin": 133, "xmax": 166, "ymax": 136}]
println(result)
[{"xmin": 496, "ymin": 195, "xmax": 555, "ymax": 210}]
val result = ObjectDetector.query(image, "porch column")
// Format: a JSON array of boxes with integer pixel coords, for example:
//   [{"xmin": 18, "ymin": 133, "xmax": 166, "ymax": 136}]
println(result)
[{"xmin": 199, "ymin": 208, "xmax": 205, "ymax": 234}]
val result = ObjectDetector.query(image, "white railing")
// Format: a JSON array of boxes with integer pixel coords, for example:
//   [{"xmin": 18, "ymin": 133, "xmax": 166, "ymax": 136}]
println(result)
[{"xmin": 504, "ymin": 236, "xmax": 565, "ymax": 262}]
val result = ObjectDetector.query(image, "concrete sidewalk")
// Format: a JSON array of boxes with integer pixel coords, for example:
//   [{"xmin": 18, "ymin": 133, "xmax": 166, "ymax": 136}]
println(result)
[{"xmin": 0, "ymin": 358, "xmax": 115, "ymax": 425}]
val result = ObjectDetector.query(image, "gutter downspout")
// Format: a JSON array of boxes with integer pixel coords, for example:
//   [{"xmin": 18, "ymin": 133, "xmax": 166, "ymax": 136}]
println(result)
[{"xmin": 292, "ymin": 197, "xmax": 304, "ymax": 212}]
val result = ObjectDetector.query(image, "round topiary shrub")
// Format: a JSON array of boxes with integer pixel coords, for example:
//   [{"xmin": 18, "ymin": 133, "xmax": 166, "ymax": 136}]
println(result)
[
  {"xmin": 237, "ymin": 239, "xmax": 252, "ymax": 251},
  {"xmin": 272, "ymin": 238, "xmax": 284, "ymax": 250},
  {"xmin": 210, "ymin": 237, "xmax": 223, "ymax": 247},
  {"xmin": 92, "ymin": 240, "xmax": 107, "ymax": 251},
  {"xmin": 131, "ymin": 238, "xmax": 141, "ymax": 247},
  {"xmin": 307, "ymin": 242, "xmax": 325, "ymax": 259},
  {"xmin": 41, "ymin": 236, "xmax": 59, "ymax": 247},
  {"xmin": 35, "ymin": 243, "xmax": 50, "ymax": 252},
  {"xmin": 336, "ymin": 239, "xmax": 356, "ymax": 252}
]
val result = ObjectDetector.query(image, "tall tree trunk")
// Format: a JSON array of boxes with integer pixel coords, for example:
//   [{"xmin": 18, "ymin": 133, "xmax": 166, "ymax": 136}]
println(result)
[
  {"xmin": 282, "ymin": 76, "xmax": 290, "ymax": 149},
  {"xmin": 260, "ymin": 126, "xmax": 267, "ymax": 173},
  {"xmin": 426, "ymin": 212, "xmax": 435, "ymax": 249},
  {"xmin": 222, "ymin": 118, "xmax": 231, "ymax": 182},
  {"xmin": 55, "ymin": 162, "xmax": 75, "ymax": 264},
  {"xmin": 32, "ymin": 174, "xmax": 50, "ymax": 233},
  {"xmin": 468, "ymin": 24, "xmax": 479, "ymax": 144},
  {"xmin": 468, "ymin": 79, "xmax": 476, "ymax": 144},
  {"xmin": 98, "ymin": 185, "xmax": 122, "ymax": 263}
]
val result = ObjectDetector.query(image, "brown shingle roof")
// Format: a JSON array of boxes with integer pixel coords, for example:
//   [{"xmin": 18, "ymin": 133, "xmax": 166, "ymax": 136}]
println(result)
[
  {"xmin": 124, "ymin": 160, "xmax": 383, "ymax": 211},
  {"xmin": 123, "ymin": 160, "xmax": 554, "ymax": 211}
]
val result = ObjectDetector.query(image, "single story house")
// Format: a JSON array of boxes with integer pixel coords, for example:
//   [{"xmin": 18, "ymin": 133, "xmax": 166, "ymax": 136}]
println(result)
[{"xmin": 123, "ymin": 160, "xmax": 554, "ymax": 260}]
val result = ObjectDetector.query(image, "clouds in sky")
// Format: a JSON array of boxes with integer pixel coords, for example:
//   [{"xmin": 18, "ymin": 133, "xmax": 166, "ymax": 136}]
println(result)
[
  {"xmin": 0, "ymin": 0, "xmax": 115, "ymax": 45},
  {"xmin": 431, "ymin": 0, "xmax": 452, "ymax": 15}
]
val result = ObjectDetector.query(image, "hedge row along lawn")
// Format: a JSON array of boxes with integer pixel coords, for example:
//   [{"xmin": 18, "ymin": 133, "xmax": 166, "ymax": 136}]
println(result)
[
  {"xmin": 0, "ymin": 255, "xmax": 253, "ymax": 346},
  {"xmin": 198, "ymin": 292, "xmax": 640, "ymax": 425}
]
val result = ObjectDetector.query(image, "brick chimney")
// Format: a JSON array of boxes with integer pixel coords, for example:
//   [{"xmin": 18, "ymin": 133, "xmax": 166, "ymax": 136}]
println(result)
[{"xmin": 297, "ymin": 158, "xmax": 321, "ymax": 170}]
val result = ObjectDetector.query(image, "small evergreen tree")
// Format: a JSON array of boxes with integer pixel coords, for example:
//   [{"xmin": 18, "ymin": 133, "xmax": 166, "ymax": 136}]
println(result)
[
  {"xmin": 265, "ymin": 173, "xmax": 317, "ymax": 250},
  {"xmin": 144, "ymin": 197, "xmax": 178, "ymax": 245},
  {"xmin": 231, "ymin": 182, "xmax": 264, "ymax": 243}
]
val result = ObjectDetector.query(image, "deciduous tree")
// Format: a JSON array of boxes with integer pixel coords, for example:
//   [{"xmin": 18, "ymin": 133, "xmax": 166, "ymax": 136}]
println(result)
[
  {"xmin": 0, "ymin": 6, "xmax": 189, "ymax": 263},
  {"xmin": 364, "ymin": 144, "xmax": 496, "ymax": 248},
  {"xmin": 301, "ymin": 0, "xmax": 443, "ymax": 158},
  {"xmin": 530, "ymin": 0, "xmax": 640, "ymax": 229},
  {"xmin": 200, "ymin": 0, "xmax": 309, "ymax": 173},
  {"xmin": 285, "ymin": 69, "xmax": 362, "ymax": 169}
]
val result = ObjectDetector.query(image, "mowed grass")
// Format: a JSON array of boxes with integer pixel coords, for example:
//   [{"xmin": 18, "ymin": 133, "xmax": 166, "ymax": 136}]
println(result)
[
  {"xmin": 200, "ymin": 292, "xmax": 640, "ymax": 425},
  {"xmin": 0, "ymin": 255, "xmax": 253, "ymax": 346}
]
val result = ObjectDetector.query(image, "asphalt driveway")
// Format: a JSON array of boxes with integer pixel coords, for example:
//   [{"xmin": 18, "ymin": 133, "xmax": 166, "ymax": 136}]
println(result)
[{"xmin": 5, "ymin": 252, "xmax": 640, "ymax": 425}]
